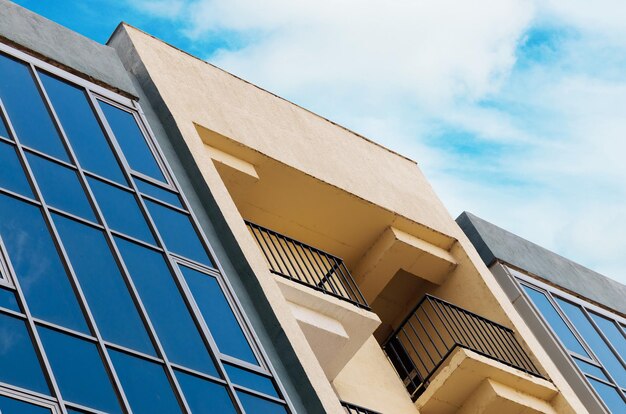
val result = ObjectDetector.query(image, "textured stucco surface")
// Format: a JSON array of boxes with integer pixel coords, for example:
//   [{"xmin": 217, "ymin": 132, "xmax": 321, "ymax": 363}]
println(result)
[
  {"xmin": 0, "ymin": 0, "xmax": 136, "ymax": 96},
  {"xmin": 457, "ymin": 211, "xmax": 626, "ymax": 315}
]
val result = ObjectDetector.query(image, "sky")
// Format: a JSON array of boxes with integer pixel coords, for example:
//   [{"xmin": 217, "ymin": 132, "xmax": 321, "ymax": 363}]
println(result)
[{"xmin": 13, "ymin": 0, "xmax": 626, "ymax": 284}]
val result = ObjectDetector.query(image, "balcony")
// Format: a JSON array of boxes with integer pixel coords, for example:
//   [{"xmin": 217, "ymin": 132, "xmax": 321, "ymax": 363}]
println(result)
[
  {"xmin": 246, "ymin": 220, "xmax": 380, "ymax": 380},
  {"xmin": 384, "ymin": 295, "xmax": 551, "ymax": 408},
  {"xmin": 341, "ymin": 401, "xmax": 381, "ymax": 414}
]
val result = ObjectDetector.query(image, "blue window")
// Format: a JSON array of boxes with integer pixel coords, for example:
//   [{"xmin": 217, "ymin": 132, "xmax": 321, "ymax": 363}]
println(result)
[
  {"xmin": 116, "ymin": 238, "xmax": 218, "ymax": 376},
  {"xmin": 181, "ymin": 265, "xmax": 257, "ymax": 364},
  {"xmin": 136, "ymin": 178, "xmax": 182, "ymax": 209},
  {"xmin": 0, "ymin": 395, "xmax": 51, "ymax": 414},
  {"xmin": 146, "ymin": 201, "xmax": 213, "ymax": 267},
  {"xmin": 0, "ymin": 287, "xmax": 20, "ymax": 313},
  {"xmin": 0, "ymin": 141, "xmax": 33, "ymax": 198},
  {"xmin": 590, "ymin": 312, "xmax": 626, "ymax": 363},
  {"xmin": 53, "ymin": 215, "xmax": 155, "ymax": 355},
  {"xmin": 0, "ymin": 112, "xmax": 9, "ymax": 140},
  {"xmin": 26, "ymin": 153, "xmax": 96, "ymax": 221},
  {"xmin": 0, "ymin": 54, "xmax": 68, "ymax": 161},
  {"xmin": 0, "ymin": 313, "xmax": 49, "ymax": 395},
  {"xmin": 523, "ymin": 286, "xmax": 589, "ymax": 357},
  {"xmin": 176, "ymin": 370, "xmax": 236, "ymax": 414},
  {"xmin": 88, "ymin": 177, "xmax": 155, "ymax": 244},
  {"xmin": 39, "ymin": 72, "xmax": 126, "ymax": 184},
  {"xmin": 38, "ymin": 327, "xmax": 121, "ymax": 413},
  {"xmin": 573, "ymin": 357, "xmax": 609, "ymax": 381},
  {"xmin": 237, "ymin": 392, "xmax": 288, "ymax": 414},
  {"xmin": 588, "ymin": 378, "xmax": 626, "ymax": 413},
  {"xmin": 225, "ymin": 364, "xmax": 278, "ymax": 398},
  {"xmin": 99, "ymin": 102, "xmax": 165, "ymax": 182},
  {"xmin": 109, "ymin": 350, "xmax": 181, "ymax": 414},
  {"xmin": 0, "ymin": 194, "xmax": 88, "ymax": 333}
]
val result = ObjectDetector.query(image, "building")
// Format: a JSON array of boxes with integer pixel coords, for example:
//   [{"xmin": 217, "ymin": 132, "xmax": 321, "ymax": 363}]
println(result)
[
  {"xmin": 0, "ymin": 0, "xmax": 620, "ymax": 412},
  {"xmin": 458, "ymin": 212, "xmax": 626, "ymax": 414}
]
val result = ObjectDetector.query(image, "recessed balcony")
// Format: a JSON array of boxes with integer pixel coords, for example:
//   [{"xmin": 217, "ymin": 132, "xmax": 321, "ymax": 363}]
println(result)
[{"xmin": 384, "ymin": 295, "xmax": 557, "ymax": 413}]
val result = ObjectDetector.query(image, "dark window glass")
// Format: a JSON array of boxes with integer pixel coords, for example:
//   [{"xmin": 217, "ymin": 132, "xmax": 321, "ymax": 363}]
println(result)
[
  {"xmin": 66, "ymin": 410, "xmax": 86, "ymax": 414},
  {"xmin": 99, "ymin": 102, "xmax": 165, "ymax": 182},
  {"xmin": 574, "ymin": 357, "xmax": 609, "ymax": 381},
  {"xmin": 181, "ymin": 266, "xmax": 257, "ymax": 364},
  {"xmin": 523, "ymin": 286, "xmax": 589, "ymax": 357},
  {"xmin": 39, "ymin": 72, "xmax": 126, "ymax": 184},
  {"xmin": 146, "ymin": 201, "xmax": 213, "ymax": 267},
  {"xmin": 556, "ymin": 298, "xmax": 626, "ymax": 388},
  {"xmin": 0, "ymin": 54, "xmax": 67, "ymax": 161},
  {"xmin": 590, "ymin": 312, "xmax": 626, "ymax": 363},
  {"xmin": 53, "ymin": 215, "xmax": 155, "ymax": 355},
  {"xmin": 225, "ymin": 364, "xmax": 278, "ymax": 398},
  {"xmin": 88, "ymin": 177, "xmax": 155, "ymax": 244},
  {"xmin": 0, "ymin": 141, "xmax": 33, "ymax": 197},
  {"xmin": 0, "ymin": 395, "xmax": 51, "ymax": 414},
  {"xmin": 588, "ymin": 378, "xmax": 626, "ymax": 413},
  {"xmin": 26, "ymin": 153, "xmax": 95, "ymax": 221},
  {"xmin": 38, "ymin": 327, "xmax": 121, "ymax": 413},
  {"xmin": 0, "ymin": 194, "xmax": 88, "ymax": 333},
  {"xmin": 109, "ymin": 350, "xmax": 181, "ymax": 414},
  {"xmin": 0, "ymin": 113, "xmax": 9, "ymax": 140},
  {"xmin": 176, "ymin": 370, "xmax": 236, "ymax": 414},
  {"xmin": 0, "ymin": 287, "xmax": 20, "ymax": 313},
  {"xmin": 237, "ymin": 392, "xmax": 288, "ymax": 414},
  {"xmin": 0, "ymin": 313, "xmax": 49, "ymax": 394},
  {"xmin": 116, "ymin": 238, "xmax": 218, "ymax": 376},
  {"xmin": 136, "ymin": 178, "xmax": 182, "ymax": 209}
]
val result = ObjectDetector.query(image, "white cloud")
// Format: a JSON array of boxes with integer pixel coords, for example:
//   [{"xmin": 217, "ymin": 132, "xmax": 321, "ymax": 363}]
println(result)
[{"xmin": 135, "ymin": 0, "xmax": 626, "ymax": 283}]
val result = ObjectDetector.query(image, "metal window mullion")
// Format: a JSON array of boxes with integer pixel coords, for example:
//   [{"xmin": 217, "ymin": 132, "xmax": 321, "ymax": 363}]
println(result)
[
  {"xmin": 582, "ymin": 307, "xmax": 626, "ymax": 371},
  {"xmin": 31, "ymin": 68, "xmax": 136, "ymax": 414}
]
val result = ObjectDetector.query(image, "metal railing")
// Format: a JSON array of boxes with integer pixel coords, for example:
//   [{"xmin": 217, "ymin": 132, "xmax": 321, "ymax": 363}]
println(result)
[
  {"xmin": 245, "ymin": 220, "xmax": 369, "ymax": 309},
  {"xmin": 341, "ymin": 401, "xmax": 382, "ymax": 414},
  {"xmin": 383, "ymin": 294, "xmax": 543, "ymax": 400}
]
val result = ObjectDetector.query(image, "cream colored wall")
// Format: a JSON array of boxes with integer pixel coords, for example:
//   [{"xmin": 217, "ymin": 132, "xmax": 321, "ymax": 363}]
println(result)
[{"xmin": 110, "ymin": 24, "xmax": 589, "ymax": 414}]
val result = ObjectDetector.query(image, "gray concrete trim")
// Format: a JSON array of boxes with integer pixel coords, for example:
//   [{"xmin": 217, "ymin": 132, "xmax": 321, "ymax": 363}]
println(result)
[
  {"xmin": 0, "ymin": 0, "xmax": 137, "ymax": 98},
  {"xmin": 491, "ymin": 263, "xmax": 608, "ymax": 414},
  {"xmin": 457, "ymin": 211, "xmax": 626, "ymax": 316}
]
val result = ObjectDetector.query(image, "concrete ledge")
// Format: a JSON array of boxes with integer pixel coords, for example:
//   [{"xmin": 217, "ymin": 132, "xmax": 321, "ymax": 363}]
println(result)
[
  {"xmin": 416, "ymin": 347, "xmax": 557, "ymax": 414},
  {"xmin": 275, "ymin": 276, "xmax": 381, "ymax": 380}
]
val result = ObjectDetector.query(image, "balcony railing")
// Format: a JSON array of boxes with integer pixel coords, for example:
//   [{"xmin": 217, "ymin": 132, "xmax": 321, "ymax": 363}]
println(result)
[
  {"xmin": 341, "ymin": 401, "xmax": 382, "ymax": 414},
  {"xmin": 383, "ymin": 294, "xmax": 542, "ymax": 400},
  {"xmin": 245, "ymin": 220, "xmax": 369, "ymax": 309}
]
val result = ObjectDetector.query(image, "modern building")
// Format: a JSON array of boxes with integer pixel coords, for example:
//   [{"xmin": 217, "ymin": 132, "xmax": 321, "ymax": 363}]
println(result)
[
  {"xmin": 458, "ymin": 212, "xmax": 626, "ymax": 414},
  {"xmin": 0, "ymin": 0, "xmax": 621, "ymax": 413}
]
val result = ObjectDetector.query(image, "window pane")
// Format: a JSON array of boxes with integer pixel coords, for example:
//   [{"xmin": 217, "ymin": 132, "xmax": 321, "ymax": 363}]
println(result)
[
  {"xmin": 0, "ymin": 395, "xmax": 51, "ymax": 414},
  {"xmin": 237, "ymin": 391, "xmax": 288, "ymax": 414},
  {"xmin": 39, "ymin": 72, "xmax": 126, "ymax": 184},
  {"xmin": 109, "ymin": 350, "xmax": 181, "ymax": 414},
  {"xmin": 116, "ymin": 238, "xmax": 218, "ymax": 376},
  {"xmin": 0, "ymin": 141, "xmax": 33, "ymax": 197},
  {"xmin": 136, "ymin": 178, "xmax": 182, "ymax": 209},
  {"xmin": 176, "ymin": 370, "xmax": 236, "ymax": 414},
  {"xmin": 38, "ymin": 327, "xmax": 121, "ymax": 413},
  {"xmin": 181, "ymin": 266, "xmax": 257, "ymax": 364},
  {"xmin": 225, "ymin": 364, "xmax": 278, "ymax": 398},
  {"xmin": 0, "ymin": 112, "xmax": 9, "ymax": 140},
  {"xmin": 53, "ymin": 215, "xmax": 155, "ymax": 355},
  {"xmin": 0, "ymin": 313, "xmax": 49, "ymax": 394},
  {"xmin": 26, "ymin": 153, "xmax": 95, "ymax": 221},
  {"xmin": 88, "ymin": 177, "xmax": 155, "ymax": 244},
  {"xmin": 574, "ymin": 357, "xmax": 609, "ymax": 381},
  {"xmin": 523, "ymin": 286, "xmax": 589, "ymax": 357},
  {"xmin": 590, "ymin": 312, "xmax": 626, "ymax": 363},
  {"xmin": 0, "ymin": 54, "xmax": 67, "ymax": 161},
  {"xmin": 146, "ymin": 201, "xmax": 213, "ymax": 267},
  {"xmin": 0, "ymin": 287, "xmax": 20, "ymax": 313},
  {"xmin": 99, "ymin": 102, "xmax": 165, "ymax": 182},
  {"xmin": 588, "ymin": 378, "xmax": 626, "ymax": 413},
  {"xmin": 0, "ymin": 194, "xmax": 88, "ymax": 333},
  {"xmin": 556, "ymin": 298, "xmax": 626, "ymax": 388}
]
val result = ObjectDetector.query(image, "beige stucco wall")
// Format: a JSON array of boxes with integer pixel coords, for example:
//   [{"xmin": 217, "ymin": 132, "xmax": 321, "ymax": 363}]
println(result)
[{"xmin": 109, "ymin": 24, "xmax": 588, "ymax": 414}]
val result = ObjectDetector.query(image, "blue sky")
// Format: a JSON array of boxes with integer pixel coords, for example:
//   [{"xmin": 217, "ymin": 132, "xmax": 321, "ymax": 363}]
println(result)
[{"xmin": 14, "ymin": 0, "xmax": 626, "ymax": 284}]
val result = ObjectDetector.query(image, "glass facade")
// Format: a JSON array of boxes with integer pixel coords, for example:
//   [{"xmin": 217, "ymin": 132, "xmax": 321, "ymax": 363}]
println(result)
[
  {"xmin": 520, "ymin": 278, "xmax": 626, "ymax": 413},
  {"xmin": 0, "ymin": 45, "xmax": 290, "ymax": 413}
]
